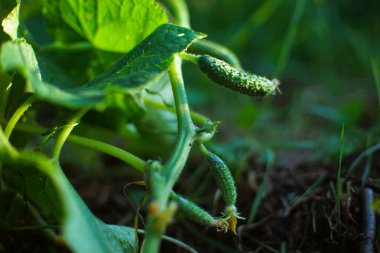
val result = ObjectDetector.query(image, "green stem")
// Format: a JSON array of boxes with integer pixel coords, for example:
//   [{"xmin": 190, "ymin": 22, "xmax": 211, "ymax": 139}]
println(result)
[
  {"xmin": 7, "ymin": 122, "xmax": 145, "ymax": 172},
  {"xmin": 187, "ymin": 40, "xmax": 241, "ymax": 69},
  {"xmin": 144, "ymin": 97, "xmax": 210, "ymax": 125},
  {"xmin": 51, "ymin": 109, "xmax": 88, "ymax": 160},
  {"xmin": 0, "ymin": 127, "xmax": 19, "ymax": 158},
  {"xmin": 0, "ymin": 94, "xmax": 33, "ymax": 191},
  {"xmin": 142, "ymin": 56, "xmax": 196, "ymax": 253},
  {"xmin": 4, "ymin": 96, "xmax": 34, "ymax": 139},
  {"xmin": 178, "ymin": 52, "xmax": 200, "ymax": 64},
  {"xmin": 163, "ymin": 56, "xmax": 196, "ymax": 188},
  {"xmin": 142, "ymin": 2, "xmax": 198, "ymax": 252},
  {"xmin": 198, "ymin": 143, "xmax": 210, "ymax": 156},
  {"xmin": 68, "ymin": 135, "xmax": 145, "ymax": 172},
  {"xmin": 0, "ymin": 127, "xmax": 19, "ymax": 194}
]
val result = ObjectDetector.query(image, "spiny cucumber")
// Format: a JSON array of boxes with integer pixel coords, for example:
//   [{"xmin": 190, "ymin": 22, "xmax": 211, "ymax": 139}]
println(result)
[
  {"xmin": 200, "ymin": 144, "xmax": 244, "ymax": 234},
  {"xmin": 170, "ymin": 192, "xmax": 228, "ymax": 231},
  {"xmin": 206, "ymin": 152, "xmax": 237, "ymax": 207},
  {"xmin": 172, "ymin": 193, "xmax": 215, "ymax": 226},
  {"xmin": 198, "ymin": 55, "xmax": 278, "ymax": 96}
]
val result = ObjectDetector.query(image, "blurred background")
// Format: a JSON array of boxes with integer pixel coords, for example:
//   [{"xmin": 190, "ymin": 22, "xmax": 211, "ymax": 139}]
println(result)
[
  {"xmin": 183, "ymin": 0, "xmax": 380, "ymax": 167},
  {"xmin": 1, "ymin": 0, "xmax": 380, "ymax": 252},
  {"xmin": 175, "ymin": 0, "xmax": 380, "ymax": 251}
]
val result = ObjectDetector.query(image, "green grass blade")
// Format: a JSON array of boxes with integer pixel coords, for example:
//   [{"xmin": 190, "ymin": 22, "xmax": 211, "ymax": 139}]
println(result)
[
  {"xmin": 299, "ymin": 174, "xmax": 326, "ymax": 200},
  {"xmin": 336, "ymin": 124, "xmax": 345, "ymax": 221},
  {"xmin": 228, "ymin": 0, "xmax": 285, "ymax": 49},
  {"xmin": 247, "ymin": 149, "xmax": 275, "ymax": 224},
  {"xmin": 371, "ymin": 57, "xmax": 380, "ymax": 110},
  {"xmin": 360, "ymin": 140, "xmax": 373, "ymax": 189},
  {"xmin": 274, "ymin": 0, "xmax": 307, "ymax": 77},
  {"xmin": 346, "ymin": 143, "xmax": 380, "ymax": 178},
  {"xmin": 245, "ymin": 235, "xmax": 279, "ymax": 253},
  {"xmin": 329, "ymin": 181, "xmax": 337, "ymax": 199},
  {"xmin": 137, "ymin": 229, "xmax": 199, "ymax": 253}
]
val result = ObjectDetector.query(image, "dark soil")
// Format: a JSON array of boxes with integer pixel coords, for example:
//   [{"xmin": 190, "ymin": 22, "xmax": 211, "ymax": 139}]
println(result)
[{"xmin": 1, "ymin": 153, "xmax": 379, "ymax": 253}]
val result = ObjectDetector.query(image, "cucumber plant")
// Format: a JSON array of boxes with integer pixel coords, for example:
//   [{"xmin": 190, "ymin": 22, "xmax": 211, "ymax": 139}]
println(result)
[
  {"xmin": 180, "ymin": 53, "xmax": 279, "ymax": 96},
  {"xmin": 0, "ymin": 0, "xmax": 278, "ymax": 252}
]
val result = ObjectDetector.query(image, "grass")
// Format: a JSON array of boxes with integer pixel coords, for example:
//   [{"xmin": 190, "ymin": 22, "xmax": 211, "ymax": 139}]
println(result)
[
  {"xmin": 371, "ymin": 57, "xmax": 380, "ymax": 110},
  {"xmin": 274, "ymin": 0, "xmax": 306, "ymax": 77},
  {"xmin": 336, "ymin": 124, "xmax": 345, "ymax": 221},
  {"xmin": 247, "ymin": 149, "xmax": 274, "ymax": 224},
  {"xmin": 227, "ymin": 0, "xmax": 285, "ymax": 49},
  {"xmin": 346, "ymin": 142, "xmax": 380, "ymax": 178}
]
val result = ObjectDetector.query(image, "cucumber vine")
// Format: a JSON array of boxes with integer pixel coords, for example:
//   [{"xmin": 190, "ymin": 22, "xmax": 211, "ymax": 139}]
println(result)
[{"xmin": 0, "ymin": 0, "xmax": 278, "ymax": 252}]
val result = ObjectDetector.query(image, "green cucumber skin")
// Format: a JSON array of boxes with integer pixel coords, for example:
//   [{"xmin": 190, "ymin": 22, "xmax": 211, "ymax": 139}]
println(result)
[
  {"xmin": 176, "ymin": 195, "xmax": 216, "ymax": 226},
  {"xmin": 198, "ymin": 55, "xmax": 276, "ymax": 96},
  {"xmin": 207, "ymin": 153, "xmax": 237, "ymax": 207}
]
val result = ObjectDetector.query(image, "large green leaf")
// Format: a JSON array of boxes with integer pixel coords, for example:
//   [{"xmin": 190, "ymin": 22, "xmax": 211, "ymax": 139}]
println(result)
[
  {"xmin": 0, "ymin": 24, "xmax": 204, "ymax": 110},
  {"xmin": 3, "ymin": 165, "xmax": 62, "ymax": 220},
  {"xmin": 42, "ymin": 0, "xmax": 83, "ymax": 44},
  {"xmin": 85, "ymin": 24, "xmax": 205, "ymax": 90},
  {"xmin": 58, "ymin": 0, "xmax": 167, "ymax": 53},
  {"xmin": 0, "ymin": 137, "xmax": 138, "ymax": 253},
  {"xmin": 51, "ymin": 164, "xmax": 138, "ymax": 253}
]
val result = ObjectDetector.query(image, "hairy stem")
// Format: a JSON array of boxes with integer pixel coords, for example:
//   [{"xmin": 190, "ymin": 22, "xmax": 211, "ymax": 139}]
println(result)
[
  {"xmin": 142, "ymin": 56, "xmax": 196, "ymax": 253},
  {"xmin": 163, "ymin": 56, "xmax": 196, "ymax": 191},
  {"xmin": 142, "ymin": 2, "xmax": 199, "ymax": 252}
]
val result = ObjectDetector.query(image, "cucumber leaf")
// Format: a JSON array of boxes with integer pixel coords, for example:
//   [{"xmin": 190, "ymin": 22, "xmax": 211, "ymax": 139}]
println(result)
[
  {"xmin": 58, "ymin": 0, "xmax": 167, "ymax": 53},
  {"xmin": 0, "ymin": 137, "xmax": 138, "ymax": 253},
  {"xmin": 0, "ymin": 24, "xmax": 205, "ymax": 110},
  {"xmin": 3, "ymin": 165, "xmax": 62, "ymax": 220}
]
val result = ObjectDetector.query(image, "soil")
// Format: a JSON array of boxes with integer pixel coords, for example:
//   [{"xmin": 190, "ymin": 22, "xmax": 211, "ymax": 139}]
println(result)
[{"xmin": 1, "ymin": 153, "xmax": 379, "ymax": 253}]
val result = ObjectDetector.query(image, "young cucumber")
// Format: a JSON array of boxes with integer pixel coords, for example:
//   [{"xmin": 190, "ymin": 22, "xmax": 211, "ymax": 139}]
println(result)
[
  {"xmin": 170, "ymin": 192, "xmax": 228, "ymax": 231},
  {"xmin": 171, "ymin": 192, "xmax": 215, "ymax": 226},
  {"xmin": 198, "ymin": 55, "xmax": 278, "ymax": 96},
  {"xmin": 206, "ymin": 152, "xmax": 237, "ymax": 207},
  {"xmin": 200, "ymin": 144, "xmax": 243, "ymax": 234}
]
